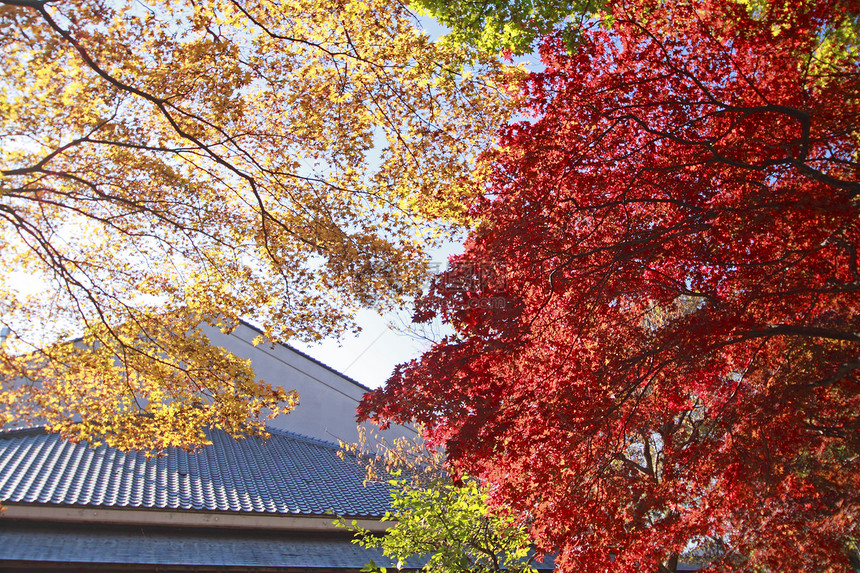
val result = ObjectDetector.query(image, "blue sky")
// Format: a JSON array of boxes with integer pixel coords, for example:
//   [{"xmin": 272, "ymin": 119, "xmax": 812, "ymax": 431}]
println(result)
[{"xmin": 290, "ymin": 241, "xmax": 461, "ymax": 389}]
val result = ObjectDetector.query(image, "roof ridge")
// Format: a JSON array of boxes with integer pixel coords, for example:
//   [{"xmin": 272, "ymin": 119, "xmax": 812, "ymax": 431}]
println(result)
[
  {"xmin": 264, "ymin": 426, "xmax": 343, "ymax": 451},
  {"xmin": 8, "ymin": 316, "xmax": 376, "ymax": 395},
  {"xmin": 0, "ymin": 425, "xmax": 346, "ymax": 453},
  {"xmin": 236, "ymin": 318, "xmax": 374, "ymax": 393},
  {"xmin": 0, "ymin": 425, "xmax": 46, "ymax": 438}
]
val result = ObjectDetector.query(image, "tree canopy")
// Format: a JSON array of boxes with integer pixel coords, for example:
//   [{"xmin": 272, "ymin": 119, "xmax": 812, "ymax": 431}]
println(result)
[
  {"xmin": 338, "ymin": 429, "xmax": 537, "ymax": 573},
  {"xmin": 410, "ymin": 0, "xmax": 604, "ymax": 55},
  {"xmin": 361, "ymin": 0, "xmax": 860, "ymax": 570},
  {"xmin": 0, "ymin": 0, "xmax": 519, "ymax": 450}
]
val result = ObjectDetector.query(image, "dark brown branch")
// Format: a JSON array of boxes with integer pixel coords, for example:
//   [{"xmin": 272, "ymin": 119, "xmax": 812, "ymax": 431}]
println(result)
[{"xmin": 740, "ymin": 325, "xmax": 860, "ymax": 343}]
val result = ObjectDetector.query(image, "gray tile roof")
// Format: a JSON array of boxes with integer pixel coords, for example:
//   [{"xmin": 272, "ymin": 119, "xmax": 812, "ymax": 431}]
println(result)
[
  {"xmin": 0, "ymin": 523, "xmax": 404, "ymax": 570},
  {"xmin": 0, "ymin": 426, "xmax": 391, "ymax": 517}
]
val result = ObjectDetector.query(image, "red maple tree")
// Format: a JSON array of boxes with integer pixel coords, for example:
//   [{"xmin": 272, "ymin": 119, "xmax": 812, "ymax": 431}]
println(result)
[{"xmin": 361, "ymin": 1, "xmax": 860, "ymax": 571}]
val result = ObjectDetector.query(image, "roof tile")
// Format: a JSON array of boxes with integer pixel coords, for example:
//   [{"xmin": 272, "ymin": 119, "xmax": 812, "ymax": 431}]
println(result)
[{"xmin": 0, "ymin": 427, "xmax": 391, "ymax": 517}]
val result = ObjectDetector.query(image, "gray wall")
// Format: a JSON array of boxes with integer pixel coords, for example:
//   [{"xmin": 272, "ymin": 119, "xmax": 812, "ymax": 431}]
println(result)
[{"xmin": 202, "ymin": 322, "xmax": 417, "ymax": 446}]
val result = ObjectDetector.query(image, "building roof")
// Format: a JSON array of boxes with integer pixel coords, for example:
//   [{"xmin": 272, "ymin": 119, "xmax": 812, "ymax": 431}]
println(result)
[
  {"xmin": 1, "ymin": 522, "xmax": 402, "ymax": 571},
  {"xmin": 0, "ymin": 426, "xmax": 391, "ymax": 518},
  {"xmin": 0, "ymin": 426, "xmax": 562, "ymax": 572}
]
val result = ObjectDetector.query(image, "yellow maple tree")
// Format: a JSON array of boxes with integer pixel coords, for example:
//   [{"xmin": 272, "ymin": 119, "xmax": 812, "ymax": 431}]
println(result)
[{"xmin": 0, "ymin": 0, "xmax": 520, "ymax": 450}]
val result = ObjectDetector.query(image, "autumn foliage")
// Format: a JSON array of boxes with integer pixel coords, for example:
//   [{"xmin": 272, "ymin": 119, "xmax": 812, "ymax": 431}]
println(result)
[
  {"xmin": 0, "ymin": 0, "xmax": 517, "ymax": 449},
  {"xmin": 338, "ymin": 428, "xmax": 536, "ymax": 573},
  {"xmin": 361, "ymin": 0, "xmax": 860, "ymax": 570}
]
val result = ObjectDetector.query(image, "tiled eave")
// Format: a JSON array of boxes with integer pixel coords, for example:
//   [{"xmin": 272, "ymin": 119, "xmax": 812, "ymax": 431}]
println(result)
[
  {"xmin": 0, "ymin": 519, "xmax": 412, "ymax": 571},
  {"xmin": 1, "ymin": 502, "xmax": 391, "ymax": 533}
]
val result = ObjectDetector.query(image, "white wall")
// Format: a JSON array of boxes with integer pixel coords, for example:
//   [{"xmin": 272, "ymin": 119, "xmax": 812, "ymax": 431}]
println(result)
[{"xmin": 202, "ymin": 322, "xmax": 417, "ymax": 446}]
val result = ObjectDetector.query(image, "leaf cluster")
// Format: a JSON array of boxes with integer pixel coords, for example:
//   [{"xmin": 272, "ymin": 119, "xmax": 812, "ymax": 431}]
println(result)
[
  {"xmin": 361, "ymin": 0, "xmax": 860, "ymax": 570},
  {"xmin": 0, "ymin": 0, "xmax": 520, "ymax": 450},
  {"xmin": 338, "ymin": 429, "xmax": 537, "ymax": 573},
  {"xmin": 411, "ymin": 0, "xmax": 606, "ymax": 55}
]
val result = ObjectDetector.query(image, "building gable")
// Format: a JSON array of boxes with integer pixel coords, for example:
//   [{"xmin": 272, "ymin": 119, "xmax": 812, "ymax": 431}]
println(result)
[{"xmin": 203, "ymin": 321, "xmax": 416, "ymax": 445}]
